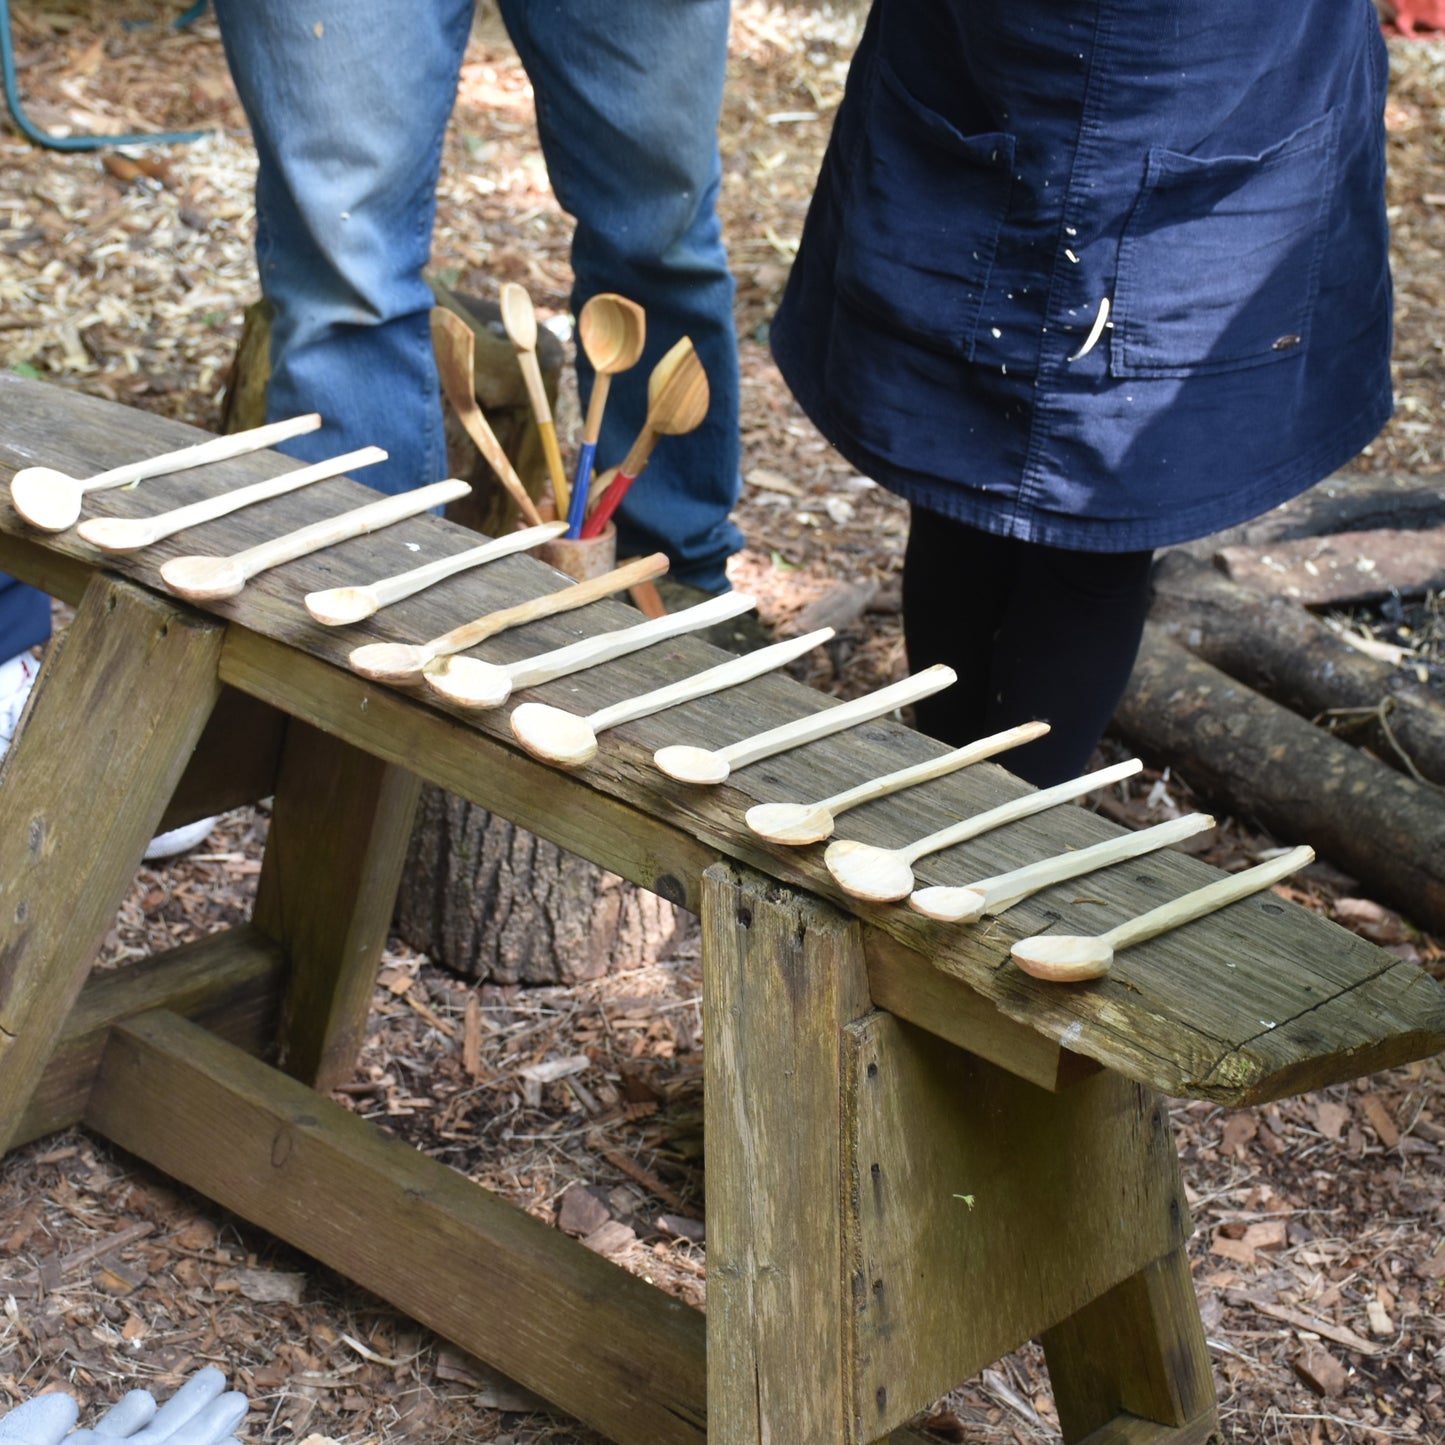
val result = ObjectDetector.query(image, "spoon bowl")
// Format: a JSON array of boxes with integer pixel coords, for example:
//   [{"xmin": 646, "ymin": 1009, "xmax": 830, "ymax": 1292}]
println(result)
[
  {"xmin": 421, "ymin": 655, "xmax": 512, "ymax": 709},
  {"xmin": 822, "ymin": 840, "xmax": 918, "ymax": 903},
  {"xmin": 652, "ymin": 744, "xmax": 732, "ymax": 785},
  {"xmin": 743, "ymin": 800, "xmax": 837, "ymax": 847},
  {"xmin": 348, "ymin": 641, "xmax": 435, "ymax": 682},
  {"xmin": 579, "ymin": 294, "xmax": 646, "ymax": 376},
  {"xmin": 1009, "ymin": 935, "xmax": 1115, "ymax": 981},
  {"xmin": 8, "ymin": 468, "xmax": 87, "ymax": 532},
  {"xmin": 510, "ymin": 701, "xmax": 599, "ymax": 767},
  {"xmin": 159, "ymin": 555, "xmax": 248, "ymax": 600},
  {"xmin": 304, "ymin": 586, "xmax": 379, "ymax": 627}
]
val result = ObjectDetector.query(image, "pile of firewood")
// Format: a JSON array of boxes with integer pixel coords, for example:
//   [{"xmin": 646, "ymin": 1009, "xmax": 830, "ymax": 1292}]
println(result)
[{"xmin": 1114, "ymin": 470, "xmax": 1445, "ymax": 933}]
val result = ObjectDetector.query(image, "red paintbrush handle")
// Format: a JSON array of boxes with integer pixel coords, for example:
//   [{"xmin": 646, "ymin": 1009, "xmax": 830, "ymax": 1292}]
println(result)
[{"xmin": 580, "ymin": 466, "xmax": 637, "ymax": 539}]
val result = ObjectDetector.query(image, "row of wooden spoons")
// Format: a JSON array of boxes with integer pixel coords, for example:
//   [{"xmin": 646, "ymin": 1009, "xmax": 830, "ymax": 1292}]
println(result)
[{"xmin": 5, "ymin": 419, "xmax": 1311, "ymax": 985}]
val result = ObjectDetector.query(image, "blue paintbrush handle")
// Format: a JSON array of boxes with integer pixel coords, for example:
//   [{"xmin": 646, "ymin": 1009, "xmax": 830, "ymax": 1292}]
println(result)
[{"xmin": 566, "ymin": 440, "xmax": 597, "ymax": 538}]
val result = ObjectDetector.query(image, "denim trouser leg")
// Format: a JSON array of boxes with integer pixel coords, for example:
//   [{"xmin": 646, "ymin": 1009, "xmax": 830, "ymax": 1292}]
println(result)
[
  {"xmin": 498, "ymin": 0, "xmax": 743, "ymax": 591},
  {"xmin": 212, "ymin": 0, "xmax": 473, "ymax": 497},
  {"xmin": 0, "ymin": 574, "xmax": 51, "ymax": 662}
]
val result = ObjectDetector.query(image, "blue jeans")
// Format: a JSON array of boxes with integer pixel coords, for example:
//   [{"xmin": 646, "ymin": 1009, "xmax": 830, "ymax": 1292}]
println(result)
[
  {"xmin": 0, "ymin": 575, "xmax": 50, "ymax": 663},
  {"xmin": 213, "ymin": 0, "xmax": 742, "ymax": 592}
]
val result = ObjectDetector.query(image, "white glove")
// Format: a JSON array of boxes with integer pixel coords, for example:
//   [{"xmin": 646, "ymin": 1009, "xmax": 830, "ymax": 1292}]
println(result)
[{"xmin": 0, "ymin": 1370, "xmax": 246, "ymax": 1445}]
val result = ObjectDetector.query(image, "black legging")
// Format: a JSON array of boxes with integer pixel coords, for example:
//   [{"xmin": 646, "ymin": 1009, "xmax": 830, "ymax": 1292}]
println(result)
[{"xmin": 903, "ymin": 507, "xmax": 1154, "ymax": 786}]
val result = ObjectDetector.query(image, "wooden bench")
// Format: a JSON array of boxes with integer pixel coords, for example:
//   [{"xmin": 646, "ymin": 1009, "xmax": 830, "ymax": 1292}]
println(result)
[{"xmin": 3, "ymin": 373, "xmax": 1443, "ymax": 1444}]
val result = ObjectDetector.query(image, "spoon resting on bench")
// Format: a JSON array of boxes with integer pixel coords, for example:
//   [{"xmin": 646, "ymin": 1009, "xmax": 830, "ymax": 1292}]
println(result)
[
  {"xmin": 909, "ymin": 812, "xmax": 1216, "ymax": 922},
  {"xmin": 510, "ymin": 627, "xmax": 834, "ymax": 769},
  {"xmin": 743, "ymin": 719, "xmax": 1049, "ymax": 845},
  {"xmin": 349, "ymin": 551, "xmax": 670, "ymax": 683},
  {"xmin": 77, "ymin": 446, "xmax": 386, "ymax": 552},
  {"xmin": 9, "ymin": 413, "xmax": 322, "ymax": 533},
  {"xmin": 305, "ymin": 520, "xmax": 566, "ymax": 625},
  {"xmin": 653, "ymin": 664, "xmax": 957, "ymax": 785},
  {"xmin": 423, "ymin": 589, "xmax": 755, "ymax": 709},
  {"xmin": 159, "ymin": 479, "xmax": 470, "ymax": 601},
  {"xmin": 824, "ymin": 757, "xmax": 1143, "ymax": 903},
  {"xmin": 1009, "ymin": 844, "xmax": 1315, "ymax": 983}
]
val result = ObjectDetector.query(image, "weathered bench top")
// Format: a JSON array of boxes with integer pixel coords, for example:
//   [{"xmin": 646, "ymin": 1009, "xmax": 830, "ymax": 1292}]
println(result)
[{"xmin": 4, "ymin": 373, "xmax": 1443, "ymax": 1106}]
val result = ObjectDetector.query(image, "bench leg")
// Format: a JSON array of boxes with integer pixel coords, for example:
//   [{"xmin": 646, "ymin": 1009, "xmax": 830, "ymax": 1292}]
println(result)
[
  {"xmin": 0, "ymin": 575, "xmax": 223, "ymax": 1153},
  {"xmin": 252, "ymin": 718, "xmax": 422, "ymax": 1091},
  {"xmin": 1042, "ymin": 1243, "xmax": 1222, "ymax": 1444},
  {"xmin": 701, "ymin": 861, "xmax": 871, "ymax": 1443}
]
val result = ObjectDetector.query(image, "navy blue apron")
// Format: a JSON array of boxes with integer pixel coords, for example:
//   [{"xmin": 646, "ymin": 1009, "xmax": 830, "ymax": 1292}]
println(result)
[{"xmin": 772, "ymin": 0, "xmax": 1393, "ymax": 552}]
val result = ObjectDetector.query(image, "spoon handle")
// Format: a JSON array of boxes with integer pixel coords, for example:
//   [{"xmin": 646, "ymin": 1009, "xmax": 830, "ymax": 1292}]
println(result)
[
  {"xmin": 426, "ymin": 552, "xmax": 670, "ymax": 660},
  {"xmin": 515, "ymin": 349, "xmax": 569, "ymax": 513},
  {"xmin": 228, "ymin": 479, "xmax": 471, "ymax": 581},
  {"xmin": 566, "ymin": 440, "xmax": 598, "ymax": 539},
  {"xmin": 716, "ymin": 665, "xmax": 957, "ymax": 770},
  {"xmin": 454, "ymin": 402, "xmax": 547, "ymax": 529},
  {"xmin": 817, "ymin": 718, "xmax": 1049, "ymax": 816},
  {"xmin": 587, "ymin": 627, "xmax": 833, "ymax": 735},
  {"xmin": 971, "ymin": 813, "xmax": 1216, "ymax": 915},
  {"xmin": 1101, "ymin": 844, "xmax": 1314, "ymax": 954},
  {"xmin": 83, "ymin": 414, "xmax": 322, "ymax": 492},
  {"xmin": 505, "ymin": 591, "xmax": 756, "ymax": 692},
  {"xmin": 79, "ymin": 446, "xmax": 386, "ymax": 552},
  {"xmin": 902, "ymin": 757, "xmax": 1144, "ymax": 865},
  {"xmin": 358, "ymin": 520, "xmax": 567, "ymax": 611}
]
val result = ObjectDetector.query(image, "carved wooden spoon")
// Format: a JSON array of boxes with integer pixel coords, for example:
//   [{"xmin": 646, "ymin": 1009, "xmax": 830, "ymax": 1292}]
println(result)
[
  {"xmin": 824, "ymin": 757, "xmax": 1143, "ymax": 903},
  {"xmin": 431, "ymin": 307, "xmax": 546, "ymax": 527},
  {"xmin": 159, "ymin": 479, "xmax": 470, "ymax": 601},
  {"xmin": 423, "ymin": 588, "xmax": 754, "ymax": 710},
  {"xmin": 580, "ymin": 337, "xmax": 708, "ymax": 539},
  {"xmin": 510, "ymin": 627, "xmax": 834, "ymax": 769},
  {"xmin": 9, "ymin": 413, "xmax": 322, "ymax": 533},
  {"xmin": 77, "ymin": 446, "xmax": 386, "ymax": 552},
  {"xmin": 349, "ymin": 551, "xmax": 669, "ymax": 683},
  {"xmin": 654, "ymin": 664, "xmax": 957, "ymax": 785},
  {"xmin": 909, "ymin": 812, "xmax": 1216, "ymax": 922},
  {"xmin": 566, "ymin": 293, "xmax": 646, "ymax": 537},
  {"xmin": 1010, "ymin": 844, "xmax": 1314, "ymax": 983},
  {"xmin": 745, "ymin": 720, "xmax": 1050, "ymax": 847},
  {"xmin": 305, "ymin": 520, "xmax": 566, "ymax": 625},
  {"xmin": 499, "ymin": 282, "xmax": 569, "ymax": 514}
]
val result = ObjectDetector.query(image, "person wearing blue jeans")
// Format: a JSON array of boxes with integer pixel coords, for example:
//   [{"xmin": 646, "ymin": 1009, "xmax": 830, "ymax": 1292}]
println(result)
[
  {"xmin": 210, "ymin": 0, "xmax": 744, "ymax": 595},
  {"xmin": 0, "ymin": 576, "xmax": 48, "ymax": 756}
]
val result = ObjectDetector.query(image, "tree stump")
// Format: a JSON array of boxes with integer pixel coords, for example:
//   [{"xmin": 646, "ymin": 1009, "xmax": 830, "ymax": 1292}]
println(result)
[{"xmin": 224, "ymin": 282, "xmax": 683, "ymax": 984}]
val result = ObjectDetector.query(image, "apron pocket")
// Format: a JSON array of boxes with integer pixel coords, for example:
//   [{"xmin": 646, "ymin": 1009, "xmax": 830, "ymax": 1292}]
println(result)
[
  {"xmin": 1111, "ymin": 109, "xmax": 1339, "ymax": 379},
  {"xmin": 834, "ymin": 58, "xmax": 1015, "ymax": 362}
]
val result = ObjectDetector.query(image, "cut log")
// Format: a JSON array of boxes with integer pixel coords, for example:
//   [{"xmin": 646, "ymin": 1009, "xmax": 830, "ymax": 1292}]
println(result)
[
  {"xmin": 1215, "ymin": 526, "xmax": 1445, "ymax": 606},
  {"xmin": 1112, "ymin": 624, "xmax": 1445, "ymax": 934},
  {"xmin": 392, "ymin": 785, "xmax": 685, "ymax": 985},
  {"xmin": 1150, "ymin": 552, "xmax": 1445, "ymax": 787},
  {"xmin": 1169, "ymin": 469, "xmax": 1445, "ymax": 561}
]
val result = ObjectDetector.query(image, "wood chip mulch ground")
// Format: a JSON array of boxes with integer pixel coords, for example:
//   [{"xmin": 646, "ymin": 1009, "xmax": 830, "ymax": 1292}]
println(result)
[{"xmin": 2, "ymin": 4, "xmax": 1444, "ymax": 1441}]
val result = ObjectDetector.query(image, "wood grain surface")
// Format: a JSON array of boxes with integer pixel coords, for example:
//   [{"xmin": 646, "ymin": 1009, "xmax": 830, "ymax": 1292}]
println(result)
[{"xmin": 4, "ymin": 373, "xmax": 1444, "ymax": 1106}]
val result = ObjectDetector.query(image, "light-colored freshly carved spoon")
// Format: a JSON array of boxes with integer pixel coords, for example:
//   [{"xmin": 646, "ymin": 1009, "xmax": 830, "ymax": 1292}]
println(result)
[
  {"xmin": 510, "ymin": 626, "xmax": 835, "ymax": 769},
  {"xmin": 909, "ymin": 812, "xmax": 1216, "ymax": 922},
  {"xmin": 744, "ymin": 719, "xmax": 1050, "ymax": 846},
  {"xmin": 654, "ymin": 663, "xmax": 958, "ymax": 785},
  {"xmin": 824, "ymin": 756, "xmax": 1143, "ymax": 903},
  {"xmin": 1010, "ymin": 843, "xmax": 1314, "ymax": 983},
  {"xmin": 350, "ymin": 551, "xmax": 670, "ymax": 683},
  {"xmin": 159, "ymin": 478, "xmax": 470, "ymax": 601},
  {"xmin": 424, "ymin": 587, "xmax": 756, "ymax": 709},
  {"xmin": 431, "ymin": 307, "xmax": 546, "ymax": 527},
  {"xmin": 9, "ymin": 413, "xmax": 322, "ymax": 533},
  {"xmin": 580, "ymin": 337, "xmax": 708, "ymax": 539},
  {"xmin": 499, "ymin": 282, "xmax": 570, "ymax": 515},
  {"xmin": 305, "ymin": 520, "xmax": 566, "ymax": 625},
  {"xmin": 566, "ymin": 293, "xmax": 646, "ymax": 537},
  {"xmin": 76, "ymin": 445, "xmax": 386, "ymax": 552}
]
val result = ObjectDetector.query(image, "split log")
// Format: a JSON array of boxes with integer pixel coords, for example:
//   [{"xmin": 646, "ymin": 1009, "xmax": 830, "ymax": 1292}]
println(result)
[
  {"xmin": 1150, "ymin": 552, "xmax": 1445, "ymax": 787},
  {"xmin": 1215, "ymin": 526, "xmax": 1445, "ymax": 606},
  {"xmin": 1113, "ymin": 624, "xmax": 1445, "ymax": 934},
  {"xmin": 1169, "ymin": 469, "xmax": 1445, "ymax": 561}
]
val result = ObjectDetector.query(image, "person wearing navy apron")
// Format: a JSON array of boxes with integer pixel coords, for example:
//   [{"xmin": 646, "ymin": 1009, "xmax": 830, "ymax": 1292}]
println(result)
[{"xmin": 772, "ymin": 0, "xmax": 1393, "ymax": 785}]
